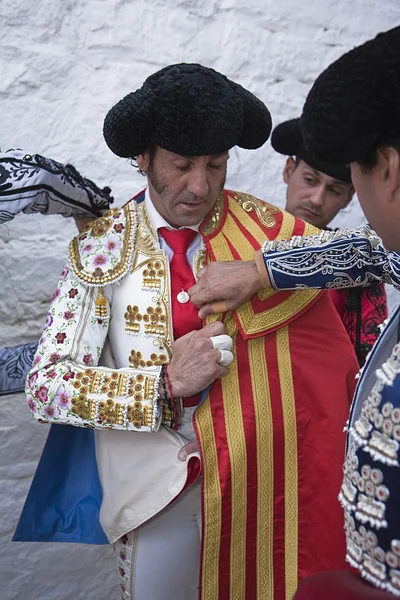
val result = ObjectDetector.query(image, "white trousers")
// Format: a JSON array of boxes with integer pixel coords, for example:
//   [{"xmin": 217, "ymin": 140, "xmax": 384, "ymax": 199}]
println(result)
[{"xmin": 114, "ymin": 408, "xmax": 201, "ymax": 600}]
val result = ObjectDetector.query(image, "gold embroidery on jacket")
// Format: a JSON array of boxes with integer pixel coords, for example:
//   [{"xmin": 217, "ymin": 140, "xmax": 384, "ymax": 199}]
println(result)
[{"xmin": 234, "ymin": 192, "xmax": 279, "ymax": 229}]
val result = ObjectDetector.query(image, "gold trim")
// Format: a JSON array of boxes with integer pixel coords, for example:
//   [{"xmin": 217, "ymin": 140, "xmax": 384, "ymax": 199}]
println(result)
[
  {"xmin": 275, "ymin": 209, "xmax": 296, "ymax": 241},
  {"xmin": 208, "ymin": 195, "xmax": 321, "ymax": 334},
  {"xmin": 221, "ymin": 335, "xmax": 247, "ymax": 600},
  {"xmin": 196, "ymin": 396, "xmax": 222, "ymax": 600},
  {"xmin": 277, "ymin": 327, "xmax": 298, "ymax": 599},
  {"xmin": 233, "ymin": 192, "xmax": 280, "ymax": 229},
  {"xmin": 304, "ymin": 222, "xmax": 320, "ymax": 237},
  {"xmin": 69, "ymin": 201, "xmax": 136, "ymax": 285},
  {"xmin": 200, "ymin": 194, "xmax": 224, "ymax": 236},
  {"xmin": 249, "ymin": 337, "xmax": 274, "ymax": 600}
]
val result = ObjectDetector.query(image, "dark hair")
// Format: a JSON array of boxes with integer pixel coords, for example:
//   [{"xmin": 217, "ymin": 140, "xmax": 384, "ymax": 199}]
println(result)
[
  {"xmin": 130, "ymin": 144, "xmax": 158, "ymax": 176},
  {"xmin": 359, "ymin": 137, "xmax": 400, "ymax": 172}
]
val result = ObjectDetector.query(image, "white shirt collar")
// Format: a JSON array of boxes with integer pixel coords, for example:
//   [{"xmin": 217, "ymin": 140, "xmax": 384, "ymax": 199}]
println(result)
[{"xmin": 144, "ymin": 188, "xmax": 201, "ymax": 232}]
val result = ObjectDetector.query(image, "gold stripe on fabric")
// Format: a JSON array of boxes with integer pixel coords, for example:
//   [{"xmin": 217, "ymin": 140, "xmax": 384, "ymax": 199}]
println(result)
[
  {"xmin": 195, "ymin": 396, "xmax": 222, "ymax": 600},
  {"xmin": 228, "ymin": 199, "xmax": 270, "ymax": 249},
  {"xmin": 235, "ymin": 288, "xmax": 322, "ymax": 336},
  {"xmin": 303, "ymin": 222, "xmax": 320, "ymax": 237},
  {"xmin": 275, "ymin": 211, "xmax": 296, "ymax": 241},
  {"xmin": 220, "ymin": 346, "xmax": 247, "ymax": 600},
  {"xmin": 276, "ymin": 326, "xmax": 298, "ymax": 600},
  {"xmin": 249, "ymin": 337, "xmax": 274, "ymax": 600},
  {"xmin": 222, "ymin": 213, "xmax": 256, "ymax": 259},
  {"xmin": 208, "ymin": 227, "xmax": 235, "ymax": 262}
]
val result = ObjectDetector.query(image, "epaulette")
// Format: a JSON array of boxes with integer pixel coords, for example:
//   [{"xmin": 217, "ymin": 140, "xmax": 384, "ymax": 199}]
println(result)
[{"xmin": 68, "ymin": 201, "xmax": 137, "ymax": 287}]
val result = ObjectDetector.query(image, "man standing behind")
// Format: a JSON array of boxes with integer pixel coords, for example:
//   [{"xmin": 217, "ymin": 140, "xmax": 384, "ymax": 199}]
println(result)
[
  {"xmin": 271, "ymin": 118, "xmax": 387, "ymax": 365},
  {"xmin": 20, "ymin": 64, "xmax": 358, "ymax": 600}
]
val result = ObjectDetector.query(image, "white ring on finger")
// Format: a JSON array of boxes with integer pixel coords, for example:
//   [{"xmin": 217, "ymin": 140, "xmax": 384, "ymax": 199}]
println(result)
[
  {"xmin": 218, "ymin": 349, "xmax": 234, "ymax": 367},
  {"xmin": 210, "ymin": 334, "xmax": 233, "ymax": 352}
]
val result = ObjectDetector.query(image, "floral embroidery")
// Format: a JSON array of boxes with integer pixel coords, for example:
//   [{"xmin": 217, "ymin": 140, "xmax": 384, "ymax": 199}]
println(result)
[
  {"xmin": 68, "ymin": 288, "xmax": 78, "ymax": 298},
  {"xmin": 55, "ymin": 332, "xmax": 67, "ymax": 344},
  {"xmin": 113, "ymin": 533, "xmax": 134, "ymax": 599},
  {"xmin": 82, "ymin": 353, "xmax": 93, "ymax": 366}
]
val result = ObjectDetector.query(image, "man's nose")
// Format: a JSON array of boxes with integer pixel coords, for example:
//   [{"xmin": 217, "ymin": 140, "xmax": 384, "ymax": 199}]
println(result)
[
  {"xmin": 186, "ymin": 167, "xmax": 209, "ymax": 197},
  {"xmin": 309, "ymin": 186, "xmax": 325, "ymax": 208}
]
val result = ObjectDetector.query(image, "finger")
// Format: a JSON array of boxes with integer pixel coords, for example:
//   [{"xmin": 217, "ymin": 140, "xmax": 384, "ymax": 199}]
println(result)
[
  {"xmin": 198, "ymin": 303, "xmax": 215, "ymax": 319},
  {"xmin": 209, "ymin": 334, "xmax": 233, "ymax": 351},
  {"xmin": 178, "ymin": 440, "xmax": 199, "ymax": 461},
  {"xmin": 189, "ymin": 288, "xmax": 212, "ymax": 307},
  {"xmin": 211, "ymin": 300, "xmax": 228, "ymax": 315},
  {"xmin": 215, "ymin": 365, "xmax": 229, "ymax": 379},
  {"xmin": 217, "ymin": 349, "xmax": 234, "ymax": 366},
  {"xmin": 195, "ymin": 267, "xmax": 206, "ymax": 280},
  {"xmin": 199, "ymin": 321, "xmax": 226, "ymax": 336}
]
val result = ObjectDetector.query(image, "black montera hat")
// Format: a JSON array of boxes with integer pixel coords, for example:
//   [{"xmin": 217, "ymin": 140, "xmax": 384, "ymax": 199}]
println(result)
[
  {"xmin": 301, "ymin": 26, "xmax": 400, "ymax": 165},
  {"xmin": 271, "ymin": 118, "xmax": 352, "ymax": 183},
  {"xmin": 103, "ymin": 63, "xmax": 272, "ymax": 158}
]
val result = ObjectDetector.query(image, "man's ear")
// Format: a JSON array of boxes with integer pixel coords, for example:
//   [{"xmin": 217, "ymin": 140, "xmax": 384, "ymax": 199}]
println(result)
[
  {"xmin": 136, "ymin": 153, "xmax": 150, "ymax": 173},
  {"xmin": 345, "ymin": 186, "xmax": 355, "ymax": 207},
  {"xmin": 378, "ymin": 146, "xmax": 400, "ymax": 199},
  {"xmin": 283, "ymin": 156, "xmax": 296, "ymax": 184}
]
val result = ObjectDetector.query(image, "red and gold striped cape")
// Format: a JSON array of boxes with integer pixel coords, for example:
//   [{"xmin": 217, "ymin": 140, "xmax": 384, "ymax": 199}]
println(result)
[{"xmin": 195, "ymin": 190, "xmax": 358, "ymax": 600}]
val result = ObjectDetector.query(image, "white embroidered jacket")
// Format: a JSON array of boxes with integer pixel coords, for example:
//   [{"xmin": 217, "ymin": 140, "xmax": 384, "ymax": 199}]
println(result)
[
  {"xmin": 26, "ymin": 197, "xmax": 206, "ymax": 541},
  {"xmin": 26, "ymin": 198, "xmax": 195, "ymax": 433}
]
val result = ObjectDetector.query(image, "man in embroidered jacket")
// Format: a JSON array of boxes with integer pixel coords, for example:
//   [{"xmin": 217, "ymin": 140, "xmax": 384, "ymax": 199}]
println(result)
[
  {"xmin": 190, "ymin": 27, "xmax": 400, "ymax": 599},
  {"xmin": 23, "ymin": 64, "xmax": 358, "ymax": 600}
]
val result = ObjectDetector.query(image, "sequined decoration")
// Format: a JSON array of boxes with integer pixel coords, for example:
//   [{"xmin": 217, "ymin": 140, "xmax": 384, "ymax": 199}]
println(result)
[
  {"xmin": 124, "ymin": 305, "xmax": 142, "ymax": 335},
  {"xmin": 129, "ymin": 350, "xmax": 167, "ymax": 368},
  {"xmin": 142, "ymin": 260, "xmax": 165, "ymax": 290},
  {"xmin": 70, "ymin": 369, "xmax": 157, "ymax": 429},
  {"xmin": 143, "ymin": 302, "xmax": 167, "ymax": 337},
  {"xmin": 95, "ymin": 288, "xmax": 108, "ymax": 319}
]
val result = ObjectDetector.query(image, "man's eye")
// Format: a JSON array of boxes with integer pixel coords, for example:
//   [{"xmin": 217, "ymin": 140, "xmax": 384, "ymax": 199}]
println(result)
[
  {"xmin": 304, "ymin": 176, "xmax": 316, "ymax": 185},
  {"xmin": 176, "ymin": 165, "xmax": 190, "ymax": 172},
  {"xmin": 208, "ymin": 163, "xmax": 222, "ymax": 170}
]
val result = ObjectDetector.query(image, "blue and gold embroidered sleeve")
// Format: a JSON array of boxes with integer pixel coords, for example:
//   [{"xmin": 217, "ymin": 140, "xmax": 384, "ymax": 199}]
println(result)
[{"xmin": 261, "ymin": 225, "xmax": 400, "ymax": 292}]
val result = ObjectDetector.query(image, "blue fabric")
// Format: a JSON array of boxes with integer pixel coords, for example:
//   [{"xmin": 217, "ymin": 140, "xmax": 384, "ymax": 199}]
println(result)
[{"xmin": 13, "ymin": 424, "xmax": 108, "ymax": 544}]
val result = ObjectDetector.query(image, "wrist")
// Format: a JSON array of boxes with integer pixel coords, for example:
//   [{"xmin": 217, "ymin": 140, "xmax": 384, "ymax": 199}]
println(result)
[{"xmin": 253, "ymin": 251, "xmax": 271, "ymax": 289}]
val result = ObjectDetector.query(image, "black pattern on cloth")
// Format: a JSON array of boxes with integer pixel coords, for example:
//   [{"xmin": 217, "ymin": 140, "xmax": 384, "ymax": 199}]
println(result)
[
  {"xmin": 0, "ymin": 342, "xmax": 37, "ymax": 395},
  {"xmin": 0, "ymin": 149, "xmax": 113, "ymax": 223}
]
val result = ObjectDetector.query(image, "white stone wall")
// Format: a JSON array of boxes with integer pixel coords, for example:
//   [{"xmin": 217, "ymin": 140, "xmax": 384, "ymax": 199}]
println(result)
[{"xmin": 1, "ymin": 1, "xmax": 399, "ymax": 598}]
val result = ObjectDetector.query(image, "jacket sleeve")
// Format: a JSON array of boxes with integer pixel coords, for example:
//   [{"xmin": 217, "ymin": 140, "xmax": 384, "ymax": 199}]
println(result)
[
  {"xmin": 0, "ymin": 149, "xmax": 113, "ymax": 223},
  {"xmin": 259, "ymin": 225, "xmax": 400, "ymax": 292},
  {"xmin": 26, "ymin": 263, "xmax": 162, "ymax": 432}
]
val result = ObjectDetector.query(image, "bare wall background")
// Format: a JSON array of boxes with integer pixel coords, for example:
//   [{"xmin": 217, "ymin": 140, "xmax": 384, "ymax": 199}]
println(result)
[{"xmin": 1, "ymin": 1, "xmax": 399, "ymax": 598}]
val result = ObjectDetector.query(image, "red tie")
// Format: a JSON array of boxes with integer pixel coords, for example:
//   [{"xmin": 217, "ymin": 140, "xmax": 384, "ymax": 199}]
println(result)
[
  {"xmin": 159, "ymin": 227, "xmax": 202, "ymax": 339},
  {"xmin": 159, "ymin": 227, "xmax": 202, "ymax": 407}
]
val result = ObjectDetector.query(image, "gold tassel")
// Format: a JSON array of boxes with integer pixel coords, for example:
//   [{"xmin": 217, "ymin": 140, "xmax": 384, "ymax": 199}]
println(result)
[{"xmin": 95, "ymin": 288, "xmax": 108, "ymax": 318}]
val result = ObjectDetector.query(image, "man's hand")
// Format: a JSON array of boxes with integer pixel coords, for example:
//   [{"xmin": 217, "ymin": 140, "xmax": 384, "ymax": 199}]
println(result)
[
  {"xmin": 178, "ymin": 440, "xmax": 199, "ymax": 461},
  {"xmin": 189, "ymin": 259, "xmax": 264, "ymax": 318},
  {"xmin": 167, "ymin": 321, "xmax": 231, "ymax": 398}
]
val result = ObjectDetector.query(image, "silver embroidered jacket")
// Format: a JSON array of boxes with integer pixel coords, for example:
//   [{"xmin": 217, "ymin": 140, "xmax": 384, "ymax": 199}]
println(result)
[{"xmin": 261, "ymin": 225, "xmax": 400, "ymax": 292}]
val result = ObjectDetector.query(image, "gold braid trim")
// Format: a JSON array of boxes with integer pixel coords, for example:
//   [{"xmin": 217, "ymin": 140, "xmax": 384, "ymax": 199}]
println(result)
[{"xmin": 69, "ymin": 202, "xmax": 136, "ymax": 286}]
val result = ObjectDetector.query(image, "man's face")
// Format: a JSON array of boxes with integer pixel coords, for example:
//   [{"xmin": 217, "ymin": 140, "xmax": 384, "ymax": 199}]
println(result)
[
  {"xmin": 136, "ymin": 147, "xmax": 228, "ymax": 228},
  {"xmin": 283, "ymin": 158, "xmax": 354, "ymax": 229}
]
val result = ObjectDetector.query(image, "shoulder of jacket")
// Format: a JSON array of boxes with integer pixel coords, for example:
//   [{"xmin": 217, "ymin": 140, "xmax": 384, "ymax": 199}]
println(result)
[{"xmin": 68, "ymin": 200, "xmax": 137, "ymax": 286}]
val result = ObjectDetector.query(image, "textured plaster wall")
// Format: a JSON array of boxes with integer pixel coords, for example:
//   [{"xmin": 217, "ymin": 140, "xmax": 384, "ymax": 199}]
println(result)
[{"xmin": 1, "ymin": 1, "xmax": 399, "ymax": 599}]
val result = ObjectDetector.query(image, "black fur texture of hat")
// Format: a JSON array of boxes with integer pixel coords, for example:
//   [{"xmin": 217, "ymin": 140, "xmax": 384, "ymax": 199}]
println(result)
[
  {"xmin": 103, "ymin": 63, "xmax": 272, "ymax": 158},
  {"xmin": 271, "ymin": 118, "xmax": 352, "ymax": 183},
  {"xmin": 301, "ymin": 26, "xmax": 400, "ymax": 165}
]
